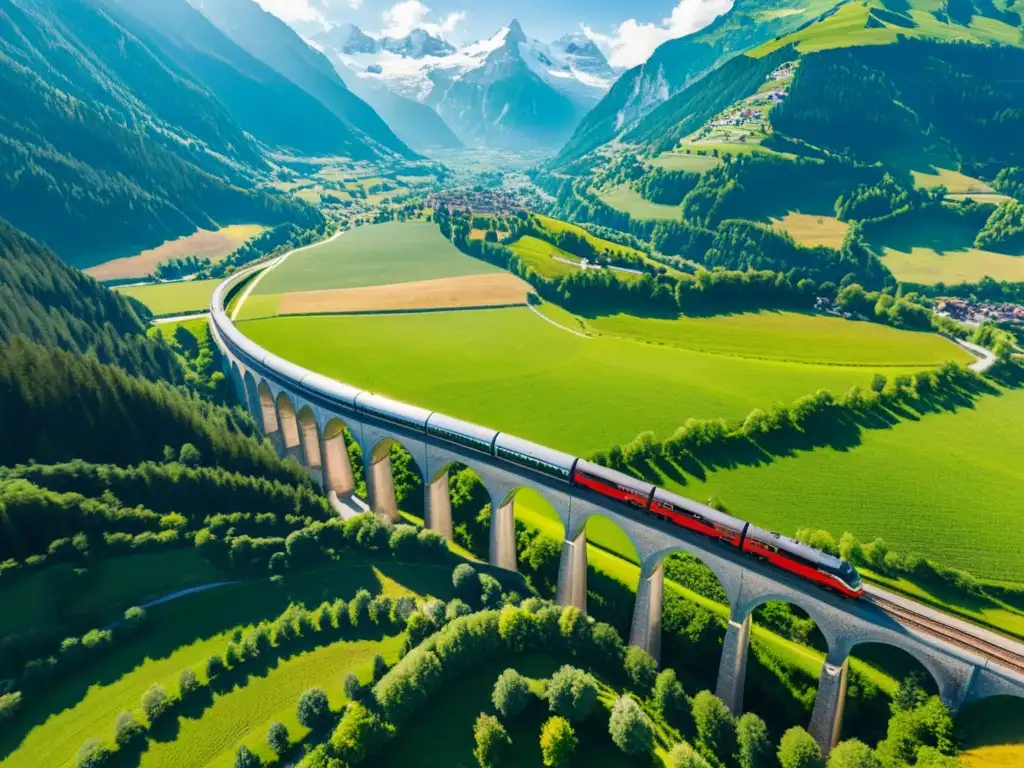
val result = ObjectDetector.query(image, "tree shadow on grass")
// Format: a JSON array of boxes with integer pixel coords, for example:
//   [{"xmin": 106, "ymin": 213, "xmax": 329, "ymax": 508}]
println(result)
[{"xmin": 0, "ymin": 561, "xmax": 386, "ymax": 760}]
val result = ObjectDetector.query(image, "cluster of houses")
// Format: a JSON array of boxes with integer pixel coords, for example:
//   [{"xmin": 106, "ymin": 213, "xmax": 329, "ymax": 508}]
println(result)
[
  {"xmin": 936, "ymin": 298, "xmax": 1024, "ymax": 325},
  {"xmin": 428, "ymin": 189, "xmax": 525, "ymax": 215}
]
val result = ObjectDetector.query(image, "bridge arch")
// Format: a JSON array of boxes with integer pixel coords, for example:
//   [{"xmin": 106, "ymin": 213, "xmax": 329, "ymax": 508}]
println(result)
[
  {"xmin": 256, "ymin": 381, "xmax": 281, "ymax": 439},
  {"xmin": 296, "ymin": 406, "xmax": 323, "ymax": 478},
  {"xmin": 735, "ymin": 590, "xmax": 845, "ymax": 655},
  {"xmin": 242, "ymin": 371, "xmax": 263, "ymax": 430},
  {"xmin": 490, "ymin": 485, "xmax": 568, "ymax": 578},
  {"xmin": 274, "ymin": 392, "xmax": 303, "ymax": 464},
  {"xmin": 845, "ymin": 635, "xmax": 962, "ymax": 708}
]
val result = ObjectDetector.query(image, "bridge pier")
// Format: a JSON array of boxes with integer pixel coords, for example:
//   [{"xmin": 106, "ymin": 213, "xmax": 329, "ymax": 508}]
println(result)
[
  {"xmin": 555, "ymin": 530, "xmax": 587, "ymax": 610},
  {"xmin": 299, "ymin": 417, "xmax": 323, "ymax": 488},
  {"xmin": 425, "ymin": 472, "xmax": 453, "ymax": 540},
  {"xmin": 716, "ymin": 612, "xmax": 752, "ymax": 715},
  {"xmin": 629, "ymin": 560, "xmax": 665, "ymax": 663},
  {"xmin": 490, "ymin": 497, "xmax": 517, "ymax": 572},
  {"xmin": 808, "ymin": 653, "xmax": 849, "ymax": 756},
  {"xmin": 368, "ymin": 455, "xmax": 399, "ymax": 522}
]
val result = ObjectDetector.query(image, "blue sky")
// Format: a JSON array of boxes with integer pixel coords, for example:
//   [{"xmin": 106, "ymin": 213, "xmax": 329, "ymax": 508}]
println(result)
[{"xmin": 256, "ymin": 0, "xmax": 735, "ymax": 68}]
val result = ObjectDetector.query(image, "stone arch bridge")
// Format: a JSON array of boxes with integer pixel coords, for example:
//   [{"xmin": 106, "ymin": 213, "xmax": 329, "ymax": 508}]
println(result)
[{"xmin": 209, "ymin": 266, "xmax": 1024, "ymax": 755}]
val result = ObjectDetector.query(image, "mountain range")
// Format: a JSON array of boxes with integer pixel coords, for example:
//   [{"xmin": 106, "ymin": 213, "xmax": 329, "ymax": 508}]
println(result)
[{"xmin": 314, "ymin": 20, "xmax": 619, "ymax": 150}]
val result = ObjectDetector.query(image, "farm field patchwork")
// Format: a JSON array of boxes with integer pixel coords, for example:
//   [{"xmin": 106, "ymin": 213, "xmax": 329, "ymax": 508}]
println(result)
[
  {"xmin": 115, "ymin": 279, "xmax": 221, "ymax": 316},
  {"xmin": 252, "ymin": 222, "xmax": 499, "ymax": 297},
  {"xmin": 274, "ymin": 272, "xmax": 530, "ymax": 315},
  {"xmin": 770, "ymin": 212, "xmax": 850, "ymax": 249},
  {"xmin": 584, "ymin": 311, "xmax": 970, "ymax": 367},
  {"xmin": 85, "ymin": 225, "xmax": 266, "ymax": 282},
  {"xmin": 598, "ymin": 185, "xmax": 681, "ymax": 220},
  {"xmin": 238, "ymin": 306, "xmax": 941, "ymax": 457}
]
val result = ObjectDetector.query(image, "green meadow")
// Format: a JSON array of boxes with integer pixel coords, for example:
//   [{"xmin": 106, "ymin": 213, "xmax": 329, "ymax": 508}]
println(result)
[
  {"xmin": 598, "ymin": 185, "xmax": 682, "ymax": 221},
  {"xmin": 0, "ymin": 558, "xmax": 456, "ymax": 768},
  {"xmin": 508, "ymin": 235, "xmax": 588, "ymax": 278},
  {"xmin": 238, "ymin": 305, "xmax": 952, "ymax": 456},
  {"xmin": 116, "ymin": 279, "xmax": 221, "ymax": 316},
  {"xmin": 253, "ymin": 222, "xmax": 499, "ymax": 296}
]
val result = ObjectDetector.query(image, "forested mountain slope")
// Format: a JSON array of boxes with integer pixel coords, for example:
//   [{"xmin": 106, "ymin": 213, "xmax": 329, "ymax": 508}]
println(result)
[
  {"xmin": 0, "ymin": 219, "xmax": 182, "ymax": 383},
  {"xmin": 188, "ymin": 0, "xmax": 415, "ymax": 159},
  {"xmin": 551, "ymin": 0, "xmax": 839, "ymax": 166},
  {"xmin": 0, "ymin": 0, "xmax": 322, "ymax": 266},
  {"xmin": 0, "ymin": 218, "xmax": 300, "ymax": 479}
]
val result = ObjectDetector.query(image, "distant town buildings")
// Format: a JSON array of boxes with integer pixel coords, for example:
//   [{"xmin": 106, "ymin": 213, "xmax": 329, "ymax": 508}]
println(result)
[
  {"xmin": 936, "ymin": 298, "xmax": 1024, "ymax": 325},
  {"xmin": 429, "ymin": 188, "xmax": 525, "ymax": 215}
]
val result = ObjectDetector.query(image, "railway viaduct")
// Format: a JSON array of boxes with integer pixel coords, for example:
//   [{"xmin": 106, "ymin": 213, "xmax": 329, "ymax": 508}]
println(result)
[{"xmin": 210, "ymin": 267, "xmax": 1024, "ymax": 756}]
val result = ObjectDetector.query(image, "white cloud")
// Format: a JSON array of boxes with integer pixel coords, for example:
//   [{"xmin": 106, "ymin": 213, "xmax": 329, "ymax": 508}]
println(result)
[
  {"xmin": 380, "ymin": 0, "xmax": 465, "ymax": 39},
  {"xmin": 253, "ymin": 0, "xmax": 328, "ymax": 25},
  {"xmin": 584, "ymin": 0, "xmax": 734, "ymax": 69}
]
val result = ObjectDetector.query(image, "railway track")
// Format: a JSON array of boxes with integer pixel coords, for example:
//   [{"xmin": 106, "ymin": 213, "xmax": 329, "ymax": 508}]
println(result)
[{"xmin": 868, "ymin": 592, "xmax": 1024, "ymax": 675}]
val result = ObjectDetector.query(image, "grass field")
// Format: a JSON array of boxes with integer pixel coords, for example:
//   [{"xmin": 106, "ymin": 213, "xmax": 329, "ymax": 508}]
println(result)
[
  {"xmin": 86, "ymin": 226, "xmax": 266, "ymax": 282},
  {"xmin": 116, "ymin": 279, "xmax": 221, "ymax": 316},
  {"xmin": 1, "ymin": 559, "xmax": 457, "ymax": 768},
  {"xmin": 869, "ymin": 209, "xmax": 1024, "ymax": 284},
  {"xmin": 910, "ymin": 168, "xmax": 994, "ymax": 195},
  {"xmin": 239, "ymin": 306, "xmax": 943, "ymax": 457},
  {"xmin": 0, "ymin": 549, "xmax": 219, "ymax": 642},
  {"xmin": 599, "ymin": 185, "xmax": 681, "ymax": 221},
  {"xmin": 252, "ymin": 222, "xmax": 500, "ymax": 297},
  {"xmin": 660, "ymin": 386, "xmax": 1024, "ymax": 581},
  {"xmin": 959, "ymin": 697, "xmax": 1024, "ymax": 768},
  {"xmin": 770, "ymin": 213, "xmax": 850, "ymax": 249},
  {"xmin": 752, "ymin": 0, "xmax": 1023, "ymax": 57},
  {"xmin": 649, "ymin": 153, "xmax": 723, "ymax": 173},
  {"xmin": 508, "ymin": 235, "xmax": 587, "ymax": 278},
  {"xmin": 584, "ymin": 311, "xmax": 970, "ymax": 367}
]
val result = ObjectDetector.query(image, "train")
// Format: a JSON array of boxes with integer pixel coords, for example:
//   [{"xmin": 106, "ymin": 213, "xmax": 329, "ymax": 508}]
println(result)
[
  {"xmin": 346, "ymin": 388, "xmax": 864, "ymax": 600},
  {"xmin": 213, "ymin": 303, "xmax": 864, "ymax": 600}
]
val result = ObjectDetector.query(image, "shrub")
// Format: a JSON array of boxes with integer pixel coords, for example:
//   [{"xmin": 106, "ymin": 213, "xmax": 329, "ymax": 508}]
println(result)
[
  {"xmin": 348, "ymin": 589, "xmax": 371, "ymax": 627},
  {"xmin": 141, "ymin": 684, "xmax": 169, "ymax": 724},
  {"xmin": 234, "ymin": 744, "xmax": 261, "ymax": 768},
  {"xmin": 81, "ymin": 629, "xmax": 113, "ymax": 652},
  {"xmin": 424, "ymin": 598, "xmax": 447, "ymax": 627},
  {"xmin": 692, "ymin": 691, "xmax": 736, "ymax": 762},
  {"xmin": 392, "ymin": 595, "xmax": 417, "ymax": 624},
  {"xmin": 827, "ymin": 739, "xmax": 880, "ymax": 768},
  {"xmin": 403, "ymin": 612, "xmax": 436, "ymax": 653},
  {"xmin": 123, "ymin": 606, "xmax": 147, "ymax": 631},
  {"xmin": 372, "ymin": 654, "xmax": 389, "ymax": 682},
  {"xmin": 225, "ymin": 641, "xmax": 242, "ymax": 667},
  {"xmin": 76, "ymin": 739, "xmax": 112, "ymax": 768},
  {"xmin": 297, "ymin": 687, "xmax": 331, "ymax": 730},
  {"xmin": 668, "ymin": 742, "xmax": 711, "ymax": 768},
  {"xmin": 417, "ymin": 528, "xmax": 448, "ymax": 559},
  {"xmin": 479, "ymin": 573, "xmax": 503, "ymax": 608},
  {"xmin": 453, "ymin": 563, "xmax": 480, "ymax": 602},
  {"xmin": 540, "ymin": 716, "xmax": 577, "ymax": 767},
  {"xmin": 546, "ymin": 665, "xmax": 599, "ymax": 722},
  {"xmin": 267, "ymin": 721, "xmax": 290, "ymax": 756},
  {"xmin": 624, "ymin": 646, "xmax": 658, "ymax": 694},
  {"xmin": 178, "ymin": 668, "xmax": 200, "ymax": 698},
  {"xmin": 343, "ymin": 671, "xmax": 362, "ymax": 700},
  {"xmin": 778, "ymin": 727, "xmax": 824, "ymax": 768},
  {"xmin": 492, "ymin": 668, "xmax": 531, "ymax": 718},
  {"xmin": 0, "ymin": 691, "xmax": 23, "ymax": 723},
  {"xmin": 389, "ymin": 524, "xmax": 419, "ymax": 558},
  {"xmin": 473, "ymin": 713, "xmax": 511, "ymax": 768},
  {"xmin": 330, "ymin": 701, "xmax": 395, "ymax": 765},
  {"xmin": 446, "ymin": 598, "xmax": 472, "ymax": 621},
  {"xmin": 609, "ymin": 696, "xmax": 655, "ymax": 756},
  {"xmin": 653, "ymin": 669, "xmax": 691, "ymax": 733},
  {"xmin": 737, "ymin": 712, "xmax": 773, "ymax": 768},
  {"xmin": 206, "ymin": 654, "xmax": 225, "ymax": 680},
  {"xmin": 368, "ymin": 594, "xmax": 394, "ymax": 625},
  {"xmin": 113, "ymin": 711, "xmax": 145, "ymax": 748}
]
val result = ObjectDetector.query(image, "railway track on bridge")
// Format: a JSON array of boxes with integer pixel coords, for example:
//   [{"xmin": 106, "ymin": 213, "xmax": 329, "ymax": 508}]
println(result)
[{"xmin": 868, "ymin": 592, "xmax": 1024, "ymax": 675}]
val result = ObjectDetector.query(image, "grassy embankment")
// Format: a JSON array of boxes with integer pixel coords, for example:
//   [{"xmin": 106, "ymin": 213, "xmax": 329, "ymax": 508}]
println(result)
[{"xmin": 116, "ymin": 279, "xmax": 222, "ymax": 316}]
